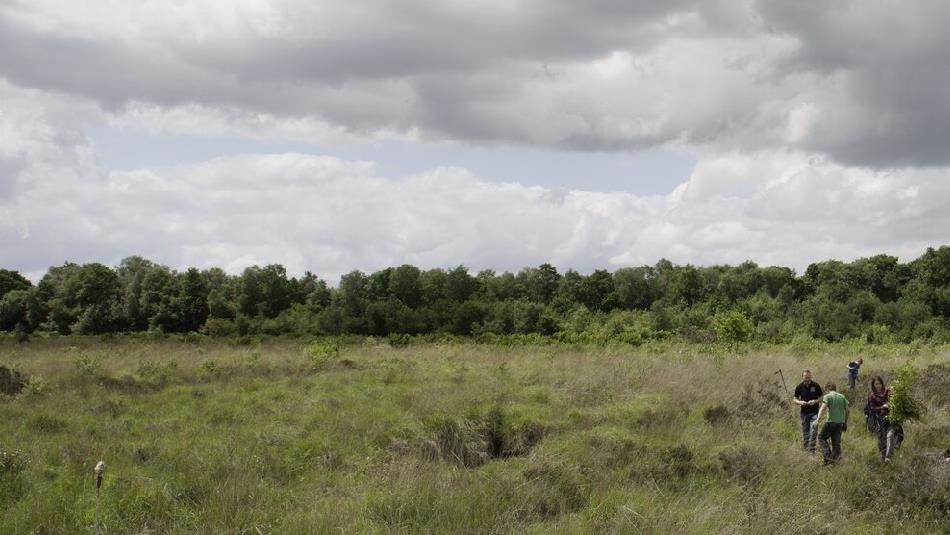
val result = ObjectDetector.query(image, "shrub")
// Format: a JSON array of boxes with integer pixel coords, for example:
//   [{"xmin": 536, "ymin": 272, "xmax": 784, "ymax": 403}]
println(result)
[
  {"xmin": 714, "ymin": 310, "xmax": 753, "ymax": 348},
  {"xmin": 735, "ymin": 378, "xmax": 789, "ymax": 419},
  {"xmin": 0, "ymin": 447, "xmax": 28, "ymax": 477},
  {"xmin": 387, "ymin": 333, "xmax": 412, "ymax": 348},
  {"xmin": 913, "ymin": 364, "xmax": 950, "ymax": 408},
  {"xmin": 521, "ymin": 460, "xmax": 589, "ymax": 518},
  {"xmin": 28, "ymin": 415, "xmax": 68, "ymax": 433},
  {"xmin": 305, "ymin": 340, "xmax": 339, "ymax": 368},
  {"xmin": 22, "ymin": 376, "xmax": 48, "ymax": 397},
  {"xmin": 718, "ymin": 446, "xmax": 766, "ymax": 486},
  {"xmin": 0, "ymin": 447, "xmax": 29, "ymax": 504},
  {"xmin": 628, "ymin": 443, "xmax": 703, "ymax": 486},
  {"xmin": 203, "ymin": 317, "xmax": 236, "ymax": 337},
  {"xmin": 849, "ymin": 452, "xmax": 950, "ymax": 520},
  {"xmin": 73, "ymin": 353, "xmax": 99, "ymax": 377},
  {"xmin": 703, "ymin": 404, "xmax": 732, "ymax": 425},
  {"xmin": 888, "ymin": 361, "xmax": 925, "ymax": 425},
  {"xmin": 411, "ymin": 408, "xmax": 544, "ymax": 468},
  {"xmin": 0, "ymin": 366, "xmax": 26, "ymax": 395}
]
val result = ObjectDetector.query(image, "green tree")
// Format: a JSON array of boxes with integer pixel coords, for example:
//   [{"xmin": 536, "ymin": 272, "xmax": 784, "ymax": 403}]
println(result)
[
  {"xmin": 389, "ymin": 265, "xmax": 422, "ymax": 308},
  {"xmin": 446, "ymin": 265, "xmax": 477, "ymax": 302},
  {"xmin": 0, "ymin": 290, "xmax": 35, "ymax": 332},
  {"xmin": 63, "ymin": 263, "xmax": 121, "ymax": 334},
  {"xmin": 614, "ymin": 266, "xmax": 656, "ymax": 310},
  {"xmin": 0, "ymin": 269, "xmax": 31, "ymax": 301},
  {"xmin": 668, "ymin": 265, "xmax": 706, "ymax": 307},
  {"xmin": 522, "ymin": 263, "xmax": 560, "ymax": 303},
  {"xmin": 713, "ymin": 310, "xmax": 753, "ymax": 348},
  {"xmin": 178, "ymin": 268, "xmax": 209, "ymax": 332},
  {"xmin": 579, "ymin": 269, "xmax": 616, "ymax": 312},
  {"xmin": 240, "ymin": 264, "xmax": 292, "ymax": 318}
]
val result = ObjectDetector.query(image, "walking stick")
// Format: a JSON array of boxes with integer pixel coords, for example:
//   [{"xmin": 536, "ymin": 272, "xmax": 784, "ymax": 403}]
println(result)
[{"xmin": 776, "ymin": 369, "xmax": 789, "ymax": 397}]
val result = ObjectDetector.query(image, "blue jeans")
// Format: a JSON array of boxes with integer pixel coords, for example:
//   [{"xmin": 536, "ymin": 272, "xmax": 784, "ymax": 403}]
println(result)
[
  {"xmin": 819, "ymin": 422, "xmax": 844, "ymax": 462},
  {"xmin": 800, "ymin": 413, "xmax": 819, "ymax": 453},
  {"xmin": 848, "ymin": 371, "xmax": 858, "ymax": 389}
]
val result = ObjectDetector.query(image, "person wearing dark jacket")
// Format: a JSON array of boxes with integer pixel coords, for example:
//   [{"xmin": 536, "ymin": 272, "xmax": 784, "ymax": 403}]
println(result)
[
  {"xmin": 867, "ymin": 376, "xmax": 902, "ymax": 462},
  {"xmin": 794, "ymin": 369, "xmax": 824, "ymax": 453},
  {"xmin": 847, "ymin": 358, "xmax": 863, "ymax": 389}
]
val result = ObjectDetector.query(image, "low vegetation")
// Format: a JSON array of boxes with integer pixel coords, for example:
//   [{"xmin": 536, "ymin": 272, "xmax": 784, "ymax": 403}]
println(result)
[{"xmin": 1, "ymin": 337, "xmax": 948, "ymax": 533}]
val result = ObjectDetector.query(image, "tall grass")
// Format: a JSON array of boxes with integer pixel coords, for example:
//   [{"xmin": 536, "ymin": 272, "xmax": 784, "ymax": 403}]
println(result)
[{"xmin": 0, "ymin": 337, "xmax": 947, "ymax": 533}]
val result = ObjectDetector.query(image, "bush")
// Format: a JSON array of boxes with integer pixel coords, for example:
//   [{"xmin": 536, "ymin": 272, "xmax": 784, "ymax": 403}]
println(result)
[
  {"xmin": 0, "ymin": 366, "xmax": 26, "ymax": 395},
  {"xmin": 28, "ymin": 415, "xmax": 68, "ymax": 433},
  {"xmin": 888, "ymin": 361, "xmax": 925, "ymax": 424},
  {"xmin": 735, "ymin": 378, "xmax": 789, "ymax": 419},
  {"xmin": 521, "ymin": 460, "xmax": 589, "ymax": 518},
  {"xmin": 410, "ymin": 407, "xmax": 544, "ymax": 468},
  {"xmin": 305, "ymin": 340, "xmax": 339, "ymax": 368},
  {"xmin": 22, "ymin": 376, "xmax": 48, "ymax": 397},
  {"xmin": 203, "ymin": 317, "xmax": 236, "ymax": 337},
  {"xmin": 387, "ymin": 333, "xmax": 412, "ymax": 348},
  {"xmin": 0, "ymin": 447, "xmax": 27, "ymax": 474},
  {"xmin": 0, "ymin": 447, "xmax": 29, "ymax": 504},
  {"xmin": 718, "ymin": 446, "xmax": 766, "ymax": 486},
  {"xmin": 914, "ymin": 364, "xmax": 950, "ymax": 408},
  {"xmin": 73, "ymin": 353, "xmax": 99, "ymax": 377},
  {"xmin": 849, "ymin": 452, "xmax": 950, "ymax": 520},
  {"xmin": 703, "ymin": 405, "xmax": 732, "ymax": 425},
  {"xmin": 714, "ymin": 310, "xmax": 753, "ymax": 348}
]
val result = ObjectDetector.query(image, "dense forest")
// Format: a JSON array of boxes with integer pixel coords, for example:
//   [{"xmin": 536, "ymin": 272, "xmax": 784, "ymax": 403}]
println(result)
[{"xmin": 1, "ymin": 246, "xmax": 948, "ymax": 344}]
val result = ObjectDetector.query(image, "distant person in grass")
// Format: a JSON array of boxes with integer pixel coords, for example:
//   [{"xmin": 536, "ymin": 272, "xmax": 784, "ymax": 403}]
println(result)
[
  {"xmin": 793, "ymin": 369, "xmax": 823, "ymax": 453},
  {"xmin": 816, "ymin": 382, "xmax": 849, "ymax": 465},
  {"xmin": 847, "ymin": 358, "xmax": 863, "ymax": 389}
]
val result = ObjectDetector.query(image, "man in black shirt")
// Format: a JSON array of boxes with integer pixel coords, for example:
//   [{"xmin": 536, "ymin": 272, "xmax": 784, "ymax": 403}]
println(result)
[{"xmin": 793, "ymin": 369, "xmax": 824, "ymax": 453}]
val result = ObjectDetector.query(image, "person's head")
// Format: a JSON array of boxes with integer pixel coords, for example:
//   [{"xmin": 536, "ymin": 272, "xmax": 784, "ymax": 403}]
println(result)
[
  {"xmin": 802, "ymin": 369, "xmax": 813, "ymax": 383},
  {"xmin": 825, "ymin": 382, "xmax": 837, "ymax": 392},
  {"xmin": 858, "ymin": 358, "xmax": 864, "ymax": 365},
  {"xmin": 871, "ymin": 376, "xmax": 885, "ymax": 394}
]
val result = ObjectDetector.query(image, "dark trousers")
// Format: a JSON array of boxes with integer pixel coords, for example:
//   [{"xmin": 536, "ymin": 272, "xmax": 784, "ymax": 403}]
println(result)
[
  {"xmin": 800, "ymin": 413, "xmax": 818, "ymax": 453},
  {"xmin": 847, "ymin": 372, "xmax": 858, "ymax": 389},
  {"xmin": 819, "ymin": 422, "xmax": 844, "ymax": 462}
]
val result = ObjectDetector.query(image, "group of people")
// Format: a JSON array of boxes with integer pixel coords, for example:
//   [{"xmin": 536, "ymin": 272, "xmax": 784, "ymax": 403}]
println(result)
[{"xmin": 792, "ymin": 360, "xmax": 902, "ymax": 465}]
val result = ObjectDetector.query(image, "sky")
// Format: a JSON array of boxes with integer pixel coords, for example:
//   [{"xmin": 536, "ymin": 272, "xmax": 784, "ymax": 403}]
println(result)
[{"xmin": 1, "ymin": 0, "xmax": 949, "ymax": 283}]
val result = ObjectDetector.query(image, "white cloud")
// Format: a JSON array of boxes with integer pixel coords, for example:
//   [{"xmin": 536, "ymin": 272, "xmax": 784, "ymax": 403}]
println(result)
[
  {"xmin": 2, "ymin": 1, "xmax": 949, "ymax": 280},
  {"xmin": 4, "ymin": 126, "xmax": 947, "ymax": 281}
]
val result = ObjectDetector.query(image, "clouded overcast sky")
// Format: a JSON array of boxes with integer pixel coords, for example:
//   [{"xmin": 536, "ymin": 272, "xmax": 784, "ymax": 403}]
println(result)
[{"xmin": 1, "ymin": 0, "xmax": 948, "ymax": 282}]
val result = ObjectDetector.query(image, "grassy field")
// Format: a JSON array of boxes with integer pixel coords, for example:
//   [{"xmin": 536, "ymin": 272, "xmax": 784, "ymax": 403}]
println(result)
[{"xmin": 1, "ymin": 337, "xmax": 949, "ymax": 534}]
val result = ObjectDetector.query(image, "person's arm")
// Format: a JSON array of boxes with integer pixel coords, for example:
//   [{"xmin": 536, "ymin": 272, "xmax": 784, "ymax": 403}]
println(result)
[{"xmin": 816, "ymin": 401, "xmax": 827, "ymax": 423}]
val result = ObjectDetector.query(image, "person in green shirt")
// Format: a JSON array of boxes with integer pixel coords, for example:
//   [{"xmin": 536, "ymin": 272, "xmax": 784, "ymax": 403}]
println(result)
[{"xmin": 816, "ymin": 382, "xmax": 849, "ymax": 465}]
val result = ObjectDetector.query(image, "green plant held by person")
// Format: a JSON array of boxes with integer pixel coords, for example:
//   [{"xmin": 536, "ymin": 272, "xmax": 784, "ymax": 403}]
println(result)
[{"xmin": 887, "ymin": 361, "xmax": 925, "ymax": 425}]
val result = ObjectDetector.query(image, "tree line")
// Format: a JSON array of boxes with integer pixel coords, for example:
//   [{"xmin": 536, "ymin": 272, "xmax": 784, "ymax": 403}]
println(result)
[{"xmin": 1, "ymin": 246, "xmax": 948, "ymax": 344}]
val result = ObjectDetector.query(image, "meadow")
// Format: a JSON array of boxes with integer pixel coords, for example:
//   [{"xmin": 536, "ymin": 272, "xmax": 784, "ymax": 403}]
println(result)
[{"xmin": 1, "ymin": 336, "xmax": 948, "ymax": 534}]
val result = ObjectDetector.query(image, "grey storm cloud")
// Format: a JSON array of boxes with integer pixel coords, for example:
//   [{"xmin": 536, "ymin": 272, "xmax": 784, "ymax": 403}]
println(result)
[
  {"xmin": 1, "ymin": 0, "xmax": 771, "ymax": 152},
  {"xmin": 756, "ymin": 0, "xmax": 950, "ymax": 167},
  {"xmin": 6, "ymin": 0, "xmax": 947, "ymax": 166}
]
